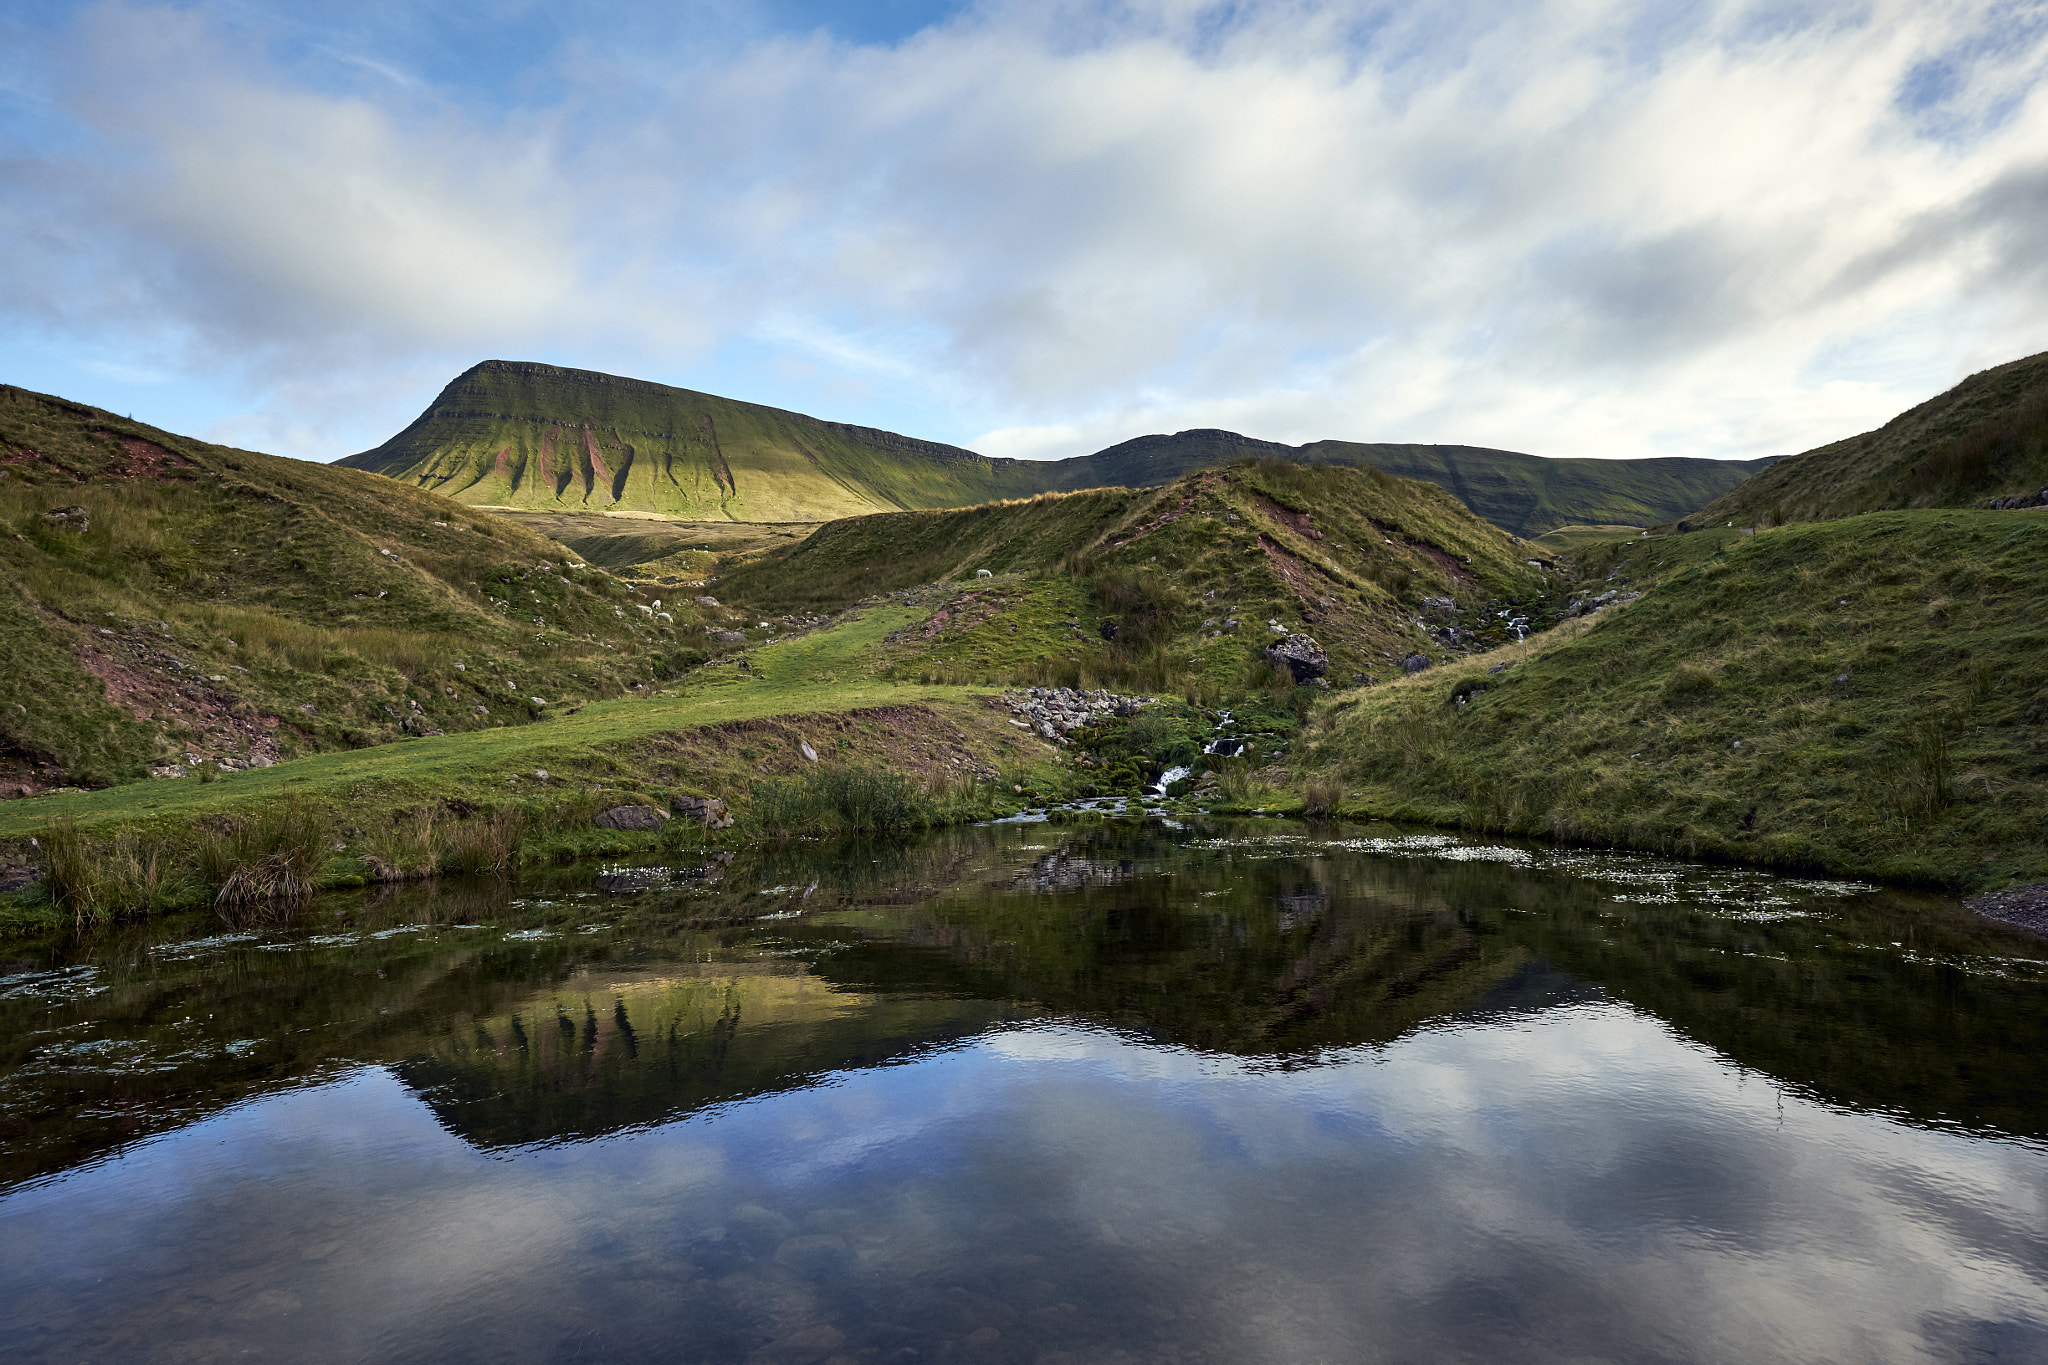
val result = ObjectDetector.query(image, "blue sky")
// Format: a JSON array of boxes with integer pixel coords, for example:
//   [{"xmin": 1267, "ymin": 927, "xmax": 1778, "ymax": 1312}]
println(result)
[{"xmin": 4, "ymin": 1, "xmax": 2047, "ymax": 464}]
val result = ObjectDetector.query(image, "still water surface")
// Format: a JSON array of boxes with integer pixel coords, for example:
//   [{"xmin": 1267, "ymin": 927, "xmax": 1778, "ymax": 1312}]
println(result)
[{"xmin": 4, "ymin": 820, "xmax": 2048, "ymax": 1362}]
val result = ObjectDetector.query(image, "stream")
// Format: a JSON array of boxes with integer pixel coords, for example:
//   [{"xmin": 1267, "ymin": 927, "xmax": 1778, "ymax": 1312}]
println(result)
[{"xmin": 3, "ymin": 817, "xmax": 2046, "ymax": 1362}]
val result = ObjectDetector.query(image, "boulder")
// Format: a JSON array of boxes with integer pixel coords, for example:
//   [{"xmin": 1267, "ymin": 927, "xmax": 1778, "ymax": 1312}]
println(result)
[
  {"xmin": 1402, "ymin": 652, "xmax": 1432, "ymax": 674},
  {"xmin": 671, "ymin": 794, "xmax": 735, "ymax": 829},
  {"xmin": 593, "ymin": 804, "xmax": 667, "ymax": 831},
  {"xmin": 1264, "ymin": 633, "xmax": 1329, "ymax": 683}
]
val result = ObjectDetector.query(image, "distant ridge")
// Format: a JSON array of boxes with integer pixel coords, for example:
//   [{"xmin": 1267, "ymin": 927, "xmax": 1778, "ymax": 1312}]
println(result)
[{"xmin": 344, "ymin": 360, "xmax": 1773, "ymax": 535}]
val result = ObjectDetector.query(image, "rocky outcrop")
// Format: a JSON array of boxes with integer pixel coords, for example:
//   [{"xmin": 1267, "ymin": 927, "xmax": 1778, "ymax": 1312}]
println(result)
[
  {"xmin": 593, "ymin": 804, "xmax": 667, "ymax": 831},
  {"xmin": 1000, "ymin": 687, "xmax": 1151, "ymax": 742},
  {"xmin": 1264, "ymin": 633, "xmax": 1329, "ymax": 684},
  {"xmin": 671, "ymin": 794, "xmax": 735, "ymax": 829}
]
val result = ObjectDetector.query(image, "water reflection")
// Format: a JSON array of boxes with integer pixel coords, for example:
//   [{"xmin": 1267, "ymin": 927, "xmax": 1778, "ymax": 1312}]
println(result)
[{"xmin": 3, "ymin": 820, "xmax": 2048, "ymax": 1362}]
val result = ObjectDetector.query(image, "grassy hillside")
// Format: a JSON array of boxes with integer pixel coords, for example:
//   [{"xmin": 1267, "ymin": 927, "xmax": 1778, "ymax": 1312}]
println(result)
[
  {"xmin": 718, "ymin": 461, "xmax": 1552, "ymax": 697},
  {"xmin": 341, "ymin": 360, "xmax": 1057, "ymax": 521},
  {"xmin": 1307, "ymin": 510, "xmax": 2048, "ymax": 888},
  {"xmin": 1681, "ymin": 350, "xmax": 2048, "ymax": 528},
  {"xmin": 0, "ymin": 385, "xmax": 734, "ymax": 794},
  {"xmin": 346, "ymin": 360, "xmax": 1767, "ymax": 535}
]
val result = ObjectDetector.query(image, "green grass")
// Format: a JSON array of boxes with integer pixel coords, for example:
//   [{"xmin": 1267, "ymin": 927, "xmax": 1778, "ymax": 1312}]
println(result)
[
  {"xmin": 1307, "ymin": 511, "xmax": 2048, "ymax": 889},
  {"xmin": 1532, "ymin": 524, "xmax": 1648, "ymax": 552},
  {"xmin": 1684, "ymin": 348, "xmax": 2048, "ymax": 528}
]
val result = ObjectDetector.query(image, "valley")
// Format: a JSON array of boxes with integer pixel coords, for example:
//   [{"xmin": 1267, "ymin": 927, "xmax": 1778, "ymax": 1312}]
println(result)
[{"xmin": 3, "ymin": 351, "xmax": 2047, "ymax": 945}]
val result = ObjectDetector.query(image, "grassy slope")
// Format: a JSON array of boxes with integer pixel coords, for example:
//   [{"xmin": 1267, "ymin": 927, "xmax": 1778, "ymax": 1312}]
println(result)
[
  {"xmin": 344, "ymin": 360, "xmax": 1766, "ymax": 536},
  {"xmin": 719, "ymin": 461, "xmax": 1552, "ymax": 697},
  {"xmin": 0, "ymin": 384, "xmax": 732, "ymax": 792},
  {"xmin": 1682, "ymin": 349, "xmax": 2048, "ymax": 528},
  {"xmin": 1309, "ymin": 510, "xmax": 2048, "ymax": 888}
]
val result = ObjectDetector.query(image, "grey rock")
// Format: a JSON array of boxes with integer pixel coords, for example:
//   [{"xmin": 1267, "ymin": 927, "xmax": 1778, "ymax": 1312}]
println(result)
[
  {"xmin": 0, "ymin": 865, "xmax": 43, "ymax": 894},
  {"xmin": 593, "ymin": 804, "xmax": 668, "ymax": 831},
  {"xmin": 1098, "ymin": 620, "xmax": 1118, "ymax": 641},
  {"xmin": 1264, "ymin": 633, "xmax": 1329, "ymax": 683},
  {"xmin": 716, "ymin": 630, "xmax": 746, "ymax": 645},
  {"xmin": 671, "ymin": 794, "xmax": 734, "ymax": 829},
  {"xmin": 40, "ymin": 506, "xmax": 89, "ymax": 534},
  {"xmin": 799, "ymin": 740, "xmax": 819, "ymax": 762},
  {"xmin": 1402, "ymin": 652, "xmax": 1432, "ymax": 674}
]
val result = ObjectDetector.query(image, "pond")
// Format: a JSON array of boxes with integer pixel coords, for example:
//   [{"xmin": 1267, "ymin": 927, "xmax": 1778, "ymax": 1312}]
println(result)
[{"xmin": 3, "ymin": 819, "xmax": 2047, "ymax": 1363}]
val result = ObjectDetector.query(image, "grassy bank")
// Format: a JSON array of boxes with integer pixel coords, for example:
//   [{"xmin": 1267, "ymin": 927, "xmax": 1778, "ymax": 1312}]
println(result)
[
  {"xmin": 0, "ymin": 608, "xmax": 1080, "ymax": 940},
  {"xmin": 1306, "ymin": 511, "xmax": 2048, "ymax": 888}
]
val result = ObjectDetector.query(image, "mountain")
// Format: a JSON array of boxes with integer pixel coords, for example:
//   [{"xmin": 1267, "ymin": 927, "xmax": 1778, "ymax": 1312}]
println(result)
[
  {"xmin": 344, "ymin": 360, "xmax": 1769, "ymax": 535},
  {"xmin": 1080, "ymin": 430, "xmax": 1778, "ymax": 537},
  {"xmin": 1679, "ymin": 349, "xmax": 2048, "ymax": 529},
  {"xmin": 339, "ymin": 359, "xmax": 1056, "ymax": 522},
  {"xmin": 0, "ymin": 384, "xmax": 717, "ymax": 793}
]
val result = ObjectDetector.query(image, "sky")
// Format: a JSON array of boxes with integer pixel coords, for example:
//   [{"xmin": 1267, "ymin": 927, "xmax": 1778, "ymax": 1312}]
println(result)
[{"xmin": 3, "ymin": 1, "xmax": 2046, "ymax": 466}]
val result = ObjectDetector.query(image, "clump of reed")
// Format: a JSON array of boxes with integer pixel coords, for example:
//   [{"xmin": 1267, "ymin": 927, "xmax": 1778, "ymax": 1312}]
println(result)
[
  {"xmin": 197, "ymin": 799, "xmax": 326, "ymax": 915},
  {"xmin": 749, "ymin": 766, "xmax": 924, "ymax": 839},
  {"xmin": 39, "ymin": 817, "xmax": 183, "ymax": 926},
  {"xmin": 1301, "ymin": 775, "xmax": 1344, "ymax": 818},
  {"xmin": 440, "ymin": 807, "xmax": 526, "ymax": 875}
]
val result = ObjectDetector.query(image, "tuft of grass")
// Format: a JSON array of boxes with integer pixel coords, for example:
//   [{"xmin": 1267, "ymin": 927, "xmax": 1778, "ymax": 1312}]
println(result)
[
  {"xmin": 198, "ymin": 799, "xmax": 327, "ymax": 915},
  {"xmin": 441, "ymin": 808, "xmax": 526, "ymax": 876}
]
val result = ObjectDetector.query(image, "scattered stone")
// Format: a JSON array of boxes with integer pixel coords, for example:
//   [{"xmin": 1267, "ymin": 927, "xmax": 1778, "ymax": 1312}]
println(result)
[
  {"xmin": 40, "ymin": 506, "xmax": 89, "ymax": 534},
  {"xmin": 529, "ymin": 697, "xmax": 547, "ymax": 707},
  {"xmin": 1264, "ymin": 633, "xmax": 1329, "ymax": 683},
  {"xmin": 593, "ymin": 804, "xmax": 668, "ymax": 831},
  {"xmin": 695, "ymin": 595, "xmax": 720, "ymax": 606},
  {"xmin": 999, "ymin": 686, "xmax": 1152, "ymax": 742},
  {"xmin": 800, "ymin": 740, "xmax": 819, "ymax": 762},
  {"xmin": 671, "ymin": 794, "xmax": 735, "ymax": 828},
  {"xmin": 1966, "ymin": 882, "xmax": 2048, "ymax": 935},
  {"xmin": 532, "ymin": 769, "xmax": 549, "ymax": 781}
]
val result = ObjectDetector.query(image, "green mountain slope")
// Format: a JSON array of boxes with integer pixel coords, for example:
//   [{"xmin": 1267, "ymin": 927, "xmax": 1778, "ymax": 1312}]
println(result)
[
  {"xmin": 0, "ymin": 385, "xmax": 723, "ymax": 793},
  {"xmin": 340, "ymin": 360, "xmax": 1055, "ymax": 522},
  {"xmin": 345, "ymin": 361, "xmax": 1768, "ymax": 535},
  {"xmin": 1311, "ymin": 510, "xmax": 2048, "ymax": 888},
  {"xmin": 717, "ymin": 459, "xmax": 1551, "ymax": 696},
  {"xmin": 1680, "ymin": 350, "xmax": 2048, "ymax": 529}
]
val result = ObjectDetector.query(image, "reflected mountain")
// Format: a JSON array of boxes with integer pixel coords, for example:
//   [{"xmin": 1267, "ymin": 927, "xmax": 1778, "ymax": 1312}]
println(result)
[{"xmin": 6, "ymin": 821, "xmax": 2048, "ymax": 1187}]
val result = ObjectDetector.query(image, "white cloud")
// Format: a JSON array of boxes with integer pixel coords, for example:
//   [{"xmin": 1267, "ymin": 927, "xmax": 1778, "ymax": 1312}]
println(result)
[{"xmin": 4, "ymin": 0, "xmax": 2047, "ymax": 460}]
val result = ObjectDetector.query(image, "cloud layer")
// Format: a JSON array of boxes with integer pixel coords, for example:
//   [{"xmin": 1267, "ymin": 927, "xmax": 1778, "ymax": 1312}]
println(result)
[{"xmin": 4, "ymin": 0, "xmax": 2048, "ymax": 461}]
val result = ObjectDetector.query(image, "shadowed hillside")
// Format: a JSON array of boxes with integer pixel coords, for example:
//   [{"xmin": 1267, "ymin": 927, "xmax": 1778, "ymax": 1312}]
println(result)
[
  {"xmin": 1310, "ymin": 510, "xmax": 2048, "ymax": 888},
  {"xmin": 1680, "ymin": 349, "xmax": 2048, "ymax": 528},
  {"xmin": 344, "ymin": 360, "xmax": 1769, "ymax": 535},
  {"xmin": 0, "ymin": 385, "xmax": 720, "ymax": 793}
]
